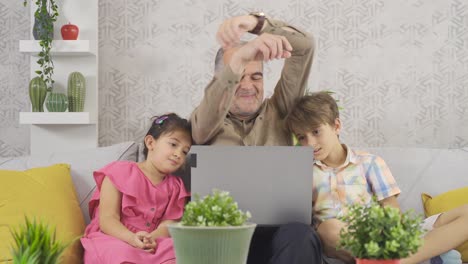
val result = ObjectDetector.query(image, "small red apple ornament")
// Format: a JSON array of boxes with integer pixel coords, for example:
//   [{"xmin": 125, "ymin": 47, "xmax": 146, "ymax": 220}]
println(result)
[{"xmin": 61, "ymin": 23, "xmax": 79, "ymax": 40}]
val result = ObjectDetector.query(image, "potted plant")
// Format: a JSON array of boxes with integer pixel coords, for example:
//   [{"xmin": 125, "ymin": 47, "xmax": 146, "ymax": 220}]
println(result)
[
  {"xmin": 10, "ymin": 216, "xmax": 67, "ymax": 264},
  {"xmin": 169, "ymin": 189, "xmax": 256, "ymax": 264},
  {"xmin": 338, "ymin": 198, "xmax": 425, "ymax": 264},
  {"xmin": 22, "ymin": 0, "xmax": 59, "ymax": 91}
]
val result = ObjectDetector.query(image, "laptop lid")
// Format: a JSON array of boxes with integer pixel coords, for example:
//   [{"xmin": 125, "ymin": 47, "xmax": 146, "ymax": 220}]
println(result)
[{"xmin": 189, "ymin": 146, "xmax": 314, "ymax": 225}]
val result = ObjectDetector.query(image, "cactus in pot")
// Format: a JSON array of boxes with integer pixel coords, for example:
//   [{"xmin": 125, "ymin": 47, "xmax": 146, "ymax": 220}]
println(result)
[{"xmin": 67, "ymin": 72, "xmax": 86, "ymax": 112}]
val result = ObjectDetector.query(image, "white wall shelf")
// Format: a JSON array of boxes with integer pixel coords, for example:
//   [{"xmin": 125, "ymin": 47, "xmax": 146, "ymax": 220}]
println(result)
[
  {"xmin": 19, "ymin": 0, "xmax": 98, "ymax": 155},
  {"xmin": 19, "ymin": 112, "xmax": 95, "ymax": 125},
  {"xmin": 19, "ymin": 40, "xmax": 96, "ymax": 56}
]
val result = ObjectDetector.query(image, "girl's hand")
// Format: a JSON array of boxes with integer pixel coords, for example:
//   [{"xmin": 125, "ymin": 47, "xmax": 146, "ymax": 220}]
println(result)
[
  {"xmin": 142, "ymin": 234, "xmax": 157, "ymax": 253},
  {"xmin": 128, "ymin": 231, "xmax": 157, "ymax": 253}
]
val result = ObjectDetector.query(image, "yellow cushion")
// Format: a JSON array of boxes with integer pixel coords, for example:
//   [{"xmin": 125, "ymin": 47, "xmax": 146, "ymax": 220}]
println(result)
[
  {"xmin": 422, "ymin": 187, "xmax": 468, "ymax": 262},
  {"xmin": 0, "ymin": 164, "xmax": 85, "ymax": 263}
]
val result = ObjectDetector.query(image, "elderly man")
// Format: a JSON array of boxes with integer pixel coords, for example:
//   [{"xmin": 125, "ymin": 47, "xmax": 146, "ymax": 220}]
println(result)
[
  {"xmin": 191, "ymin": 13, "xmax": 314, "ymax": 146},
  {"xmin": 190, "ymin": 13, "xmax": 322, "ymax": 264}
]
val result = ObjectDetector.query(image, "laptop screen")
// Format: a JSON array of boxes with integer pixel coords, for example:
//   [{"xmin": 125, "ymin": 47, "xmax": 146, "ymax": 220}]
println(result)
[{"xmin": 187, "ymin": 146, "xmax": 314, "ymax": 225}]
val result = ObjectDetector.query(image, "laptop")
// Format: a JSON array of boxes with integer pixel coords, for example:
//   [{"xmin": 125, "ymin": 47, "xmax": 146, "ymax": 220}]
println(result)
[{"xmin": 187, "ymin": 146, "xmax": 314, "ymax": 225}]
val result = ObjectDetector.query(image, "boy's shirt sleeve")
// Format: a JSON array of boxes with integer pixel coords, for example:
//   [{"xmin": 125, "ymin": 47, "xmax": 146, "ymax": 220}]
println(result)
[{"xmin": 364, "ymin": 155, "xmax": 401, "ymax": 201}]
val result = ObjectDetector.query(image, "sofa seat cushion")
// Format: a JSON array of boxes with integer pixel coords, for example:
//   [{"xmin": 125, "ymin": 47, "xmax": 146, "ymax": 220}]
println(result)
[{"xmin": 0, "ymin": 164, "xmax": 85, "ymax": 263}]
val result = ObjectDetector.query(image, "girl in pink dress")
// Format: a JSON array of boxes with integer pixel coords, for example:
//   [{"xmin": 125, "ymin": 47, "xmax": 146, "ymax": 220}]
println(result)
[{"xmin": 81, "ymin": 113, "xmax": 192, "ymax": 264}]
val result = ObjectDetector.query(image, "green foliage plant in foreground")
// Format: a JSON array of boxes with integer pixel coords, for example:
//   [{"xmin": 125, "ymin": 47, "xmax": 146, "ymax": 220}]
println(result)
[
  {"xmin": 338, "ymin": 197, "xmax": 424, "ymax": 259},
  {"xmin": 10, "ymin": 216, "xmax": 66, "ymax": 264},
  {"xmin": 181, "ymin": 189, "xmax": 251, "ymax": 226}
]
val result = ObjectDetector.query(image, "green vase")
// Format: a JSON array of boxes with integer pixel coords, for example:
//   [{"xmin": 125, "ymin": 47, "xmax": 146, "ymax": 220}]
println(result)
[
  {"xmin": 45, "ymin": 92, "xmax": 68, "ymax": 112},
  {"xmin": 29, "ymin": 77, "xmax": 47, "ymax": 112},
  {"xmin": 67, "ymin": 72, "xmax": 86, "ymax": 112},
  {"xmin": 168, "ymin": 223, "xmax": 256, "ymax": 264}
]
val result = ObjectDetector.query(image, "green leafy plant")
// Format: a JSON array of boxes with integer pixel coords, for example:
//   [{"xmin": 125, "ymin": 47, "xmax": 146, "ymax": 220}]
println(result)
[
  {"xmin": 181, "ymin": 189, "xmax": 251, "ymax": 226},
  {"xmin": 23, "ymin": 0, "xmax": 59, "ymax": 91},
  {"xmin": 10, "ymin": 216, "xmax": 67, "ymax": 264},
  {"xmin": 338, "ymin": 198, "xmax": 424, "ymax": 259}
]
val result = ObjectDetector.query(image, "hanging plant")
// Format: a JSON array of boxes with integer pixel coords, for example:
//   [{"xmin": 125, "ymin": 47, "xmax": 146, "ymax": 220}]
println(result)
[{"xmin": 23, "ymin": 0, "xmax": 59, "ymax": 91}]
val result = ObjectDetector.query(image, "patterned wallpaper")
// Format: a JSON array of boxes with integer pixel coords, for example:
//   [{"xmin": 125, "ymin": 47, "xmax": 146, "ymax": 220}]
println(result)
[
  {"xmin": 0, "ymin": 1, "xmax": 30, "ymax": 157},
  {"xmin": 2, "ymin": 0, "xmax": 468, "ymax": 156}
]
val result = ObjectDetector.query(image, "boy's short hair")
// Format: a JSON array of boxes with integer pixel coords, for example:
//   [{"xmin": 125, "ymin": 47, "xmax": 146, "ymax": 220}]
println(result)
[{"xmin": 286, "ymin": 91, "xmax": 340, "ymax": 133}]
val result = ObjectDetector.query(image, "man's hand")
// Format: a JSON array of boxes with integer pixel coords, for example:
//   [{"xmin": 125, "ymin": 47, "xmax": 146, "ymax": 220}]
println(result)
[
  {"xmin": 229, "ymin": 33, "xmax": 293, "ymax": 74},
  {"xmin": 216, "ymin": 15, "xmax": 258, "ymax": 48}
]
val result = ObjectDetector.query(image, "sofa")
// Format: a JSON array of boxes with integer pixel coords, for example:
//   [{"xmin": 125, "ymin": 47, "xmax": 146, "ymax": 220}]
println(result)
[{"xmin": 1, "ymin": 142, "xmax": 467, "ymax": 263}]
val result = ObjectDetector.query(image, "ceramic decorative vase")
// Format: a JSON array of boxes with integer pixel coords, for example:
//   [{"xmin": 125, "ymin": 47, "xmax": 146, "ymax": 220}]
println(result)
[
  {"xmin": 32, "ymin": 10, "xmax": 54, "ymax": 40},
  {"xmin": 45, "ymin": 92, "xmax": 68, "ymax": 112},
  {"xmin": 169, "ymin": 223, "xmax": 256, "ymax": 264},
  {"xmin": 67, "ymin": 72, "xmax": 86, "ymax": 112},
  {"xmin": 356, "ymin": 259, "xmax": 400, "ymax": 264},
  {"xmin": 29, "ymin": 77, "xmax": 47, "ymax": 112}
]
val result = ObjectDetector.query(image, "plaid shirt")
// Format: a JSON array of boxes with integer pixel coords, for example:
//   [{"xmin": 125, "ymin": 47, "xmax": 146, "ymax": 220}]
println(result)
[{"xmin": 313, "ymin": 145, "xmax": 401, "ymax": 221}]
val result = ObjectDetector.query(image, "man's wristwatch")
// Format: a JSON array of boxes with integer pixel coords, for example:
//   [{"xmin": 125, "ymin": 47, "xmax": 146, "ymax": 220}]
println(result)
[{"xmin": 248, "ymin": 12, "xmax": 266, "ymax": 35}]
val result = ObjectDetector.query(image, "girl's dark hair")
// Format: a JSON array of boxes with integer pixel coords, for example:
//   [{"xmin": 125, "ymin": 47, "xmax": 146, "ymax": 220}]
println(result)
[{"xmin": 143, "ymin": 113, "xmax": 192, "ymax": 159}]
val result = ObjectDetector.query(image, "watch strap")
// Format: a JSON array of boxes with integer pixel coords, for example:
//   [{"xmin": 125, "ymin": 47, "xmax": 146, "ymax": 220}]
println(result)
[{"xmin": 248, "ymin": 12, "xmax": 265, "ymax": 35}]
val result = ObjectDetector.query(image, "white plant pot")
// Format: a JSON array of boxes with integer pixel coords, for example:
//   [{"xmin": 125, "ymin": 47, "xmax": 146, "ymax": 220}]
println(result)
[{"xmin": 168, "ymin": 222, "xmax": 256, "ymax": 264}]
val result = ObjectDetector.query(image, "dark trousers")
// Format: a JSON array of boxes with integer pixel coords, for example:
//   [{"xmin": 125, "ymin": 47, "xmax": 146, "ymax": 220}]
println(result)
[{"xmin": 247, "ymin": 222, "xmax": 323, "ymax": 264}]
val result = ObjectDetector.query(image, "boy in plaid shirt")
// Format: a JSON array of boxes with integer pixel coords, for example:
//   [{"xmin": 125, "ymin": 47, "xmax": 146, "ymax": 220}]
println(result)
[{"xmin": 286, "ymin": 91, "xmax": 468, "ymax": 264}]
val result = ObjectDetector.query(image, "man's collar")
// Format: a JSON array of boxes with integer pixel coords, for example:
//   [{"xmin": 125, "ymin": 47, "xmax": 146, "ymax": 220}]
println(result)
[{"xmin": 226, "ymin": 103, "xmax": 266, "ymax": 122}]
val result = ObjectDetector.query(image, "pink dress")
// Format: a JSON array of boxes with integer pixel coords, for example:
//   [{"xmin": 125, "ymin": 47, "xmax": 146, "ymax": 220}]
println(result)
[{"xmin": 81, "ymin": 161, "xmax": 190, "ymax": 264}]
